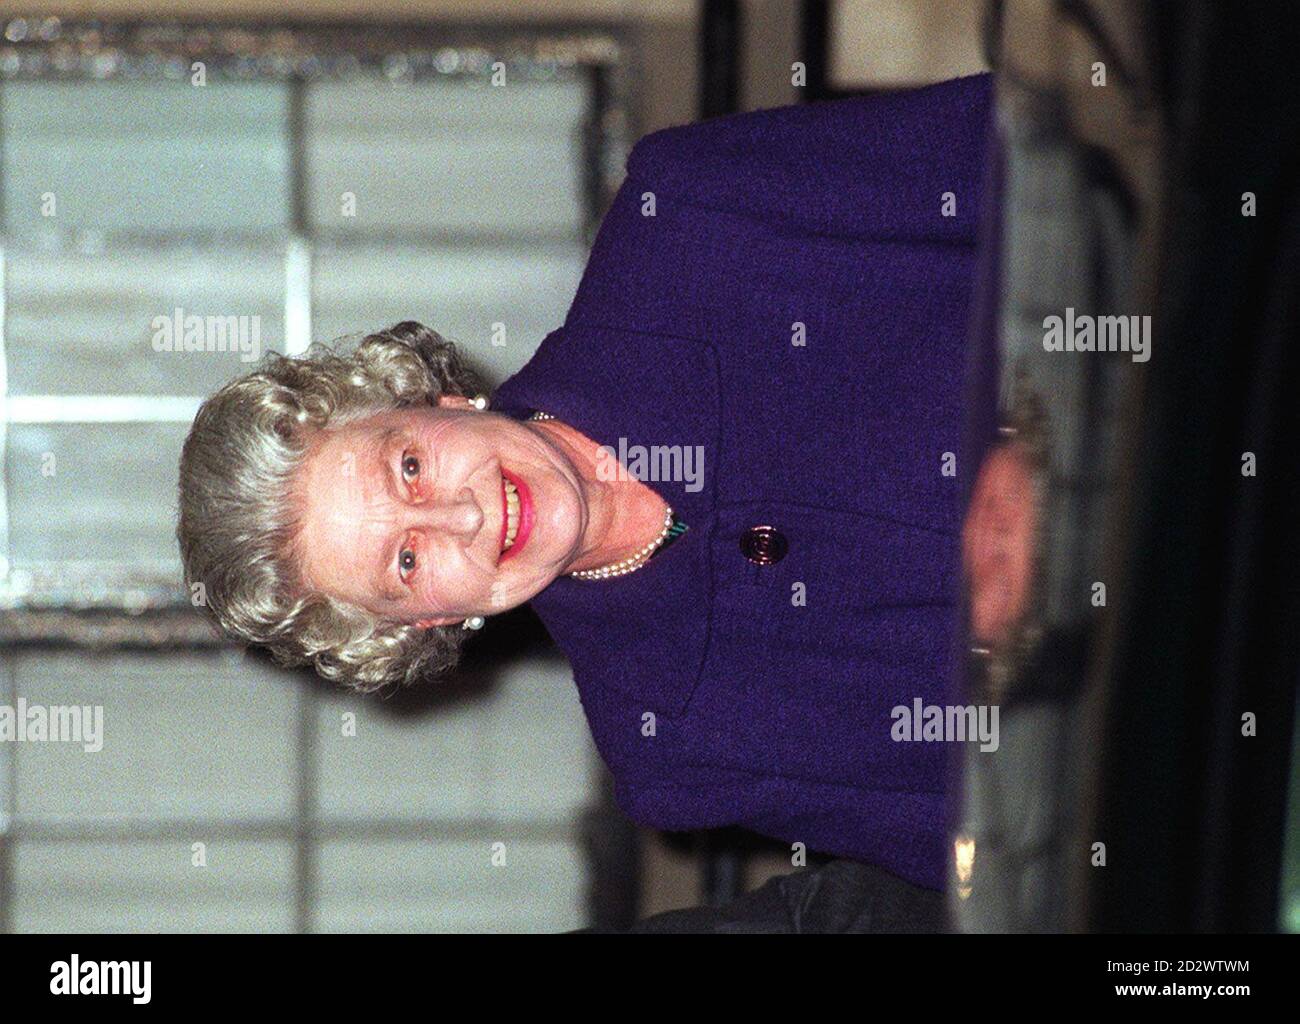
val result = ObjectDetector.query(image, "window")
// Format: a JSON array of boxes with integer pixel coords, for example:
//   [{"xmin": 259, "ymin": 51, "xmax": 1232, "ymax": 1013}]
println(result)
[{"xmin": 0, "ymin": 17, "xmax": 632, "ymax": 932}]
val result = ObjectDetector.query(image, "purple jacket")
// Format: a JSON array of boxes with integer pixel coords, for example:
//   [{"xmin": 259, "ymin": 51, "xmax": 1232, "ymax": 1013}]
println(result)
[{"xmin": 493, "ymin": 74, "xmax": 992, "ymax": 889}]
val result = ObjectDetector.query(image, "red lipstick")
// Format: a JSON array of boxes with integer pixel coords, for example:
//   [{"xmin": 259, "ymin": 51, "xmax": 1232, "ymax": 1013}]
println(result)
[{"xmin": 499, "ymin": 467, "xmax": 534, "ymax": 561}]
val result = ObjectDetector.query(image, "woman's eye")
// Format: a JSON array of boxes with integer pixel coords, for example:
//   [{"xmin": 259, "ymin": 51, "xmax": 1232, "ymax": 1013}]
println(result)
[
  {"xmin": 398, "ymin": 547, "xmax": 417, "ymax": 580},
  {"xmin": 401, "ymin": 454, "xmax": 420, "ymax": 484}
]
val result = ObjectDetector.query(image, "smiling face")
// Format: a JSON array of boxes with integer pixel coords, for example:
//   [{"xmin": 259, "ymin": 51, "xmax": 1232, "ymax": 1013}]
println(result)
[{"xmin": 292, "ymin": 400, "xmax": 587, "ymax": 626}]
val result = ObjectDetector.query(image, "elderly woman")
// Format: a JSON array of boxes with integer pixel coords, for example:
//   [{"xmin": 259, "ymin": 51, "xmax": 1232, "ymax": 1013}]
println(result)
[{"xmin": 178, "ymin": 74, "xmax": 995, "ymax": 897}]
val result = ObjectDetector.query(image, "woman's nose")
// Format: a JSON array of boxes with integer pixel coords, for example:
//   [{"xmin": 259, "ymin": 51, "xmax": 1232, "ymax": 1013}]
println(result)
[{"xmin": 414, "ymin": 487, "xmax": 483, "ymax": 539}]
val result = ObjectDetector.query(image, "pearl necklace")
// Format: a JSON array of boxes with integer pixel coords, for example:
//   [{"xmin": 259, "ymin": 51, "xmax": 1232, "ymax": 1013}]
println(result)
[{"xmin": 529, "ymin": 410, "xmax": 676, "ymax": 580}]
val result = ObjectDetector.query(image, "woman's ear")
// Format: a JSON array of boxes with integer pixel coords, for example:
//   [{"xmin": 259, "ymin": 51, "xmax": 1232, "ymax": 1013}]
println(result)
[
  {"xmin": 412, "ymin": 615, "xmax": 459, "ymax": 629},
  {"xmin": 437, "ymin": 394, "xmax": 473, "ymax": 411}
]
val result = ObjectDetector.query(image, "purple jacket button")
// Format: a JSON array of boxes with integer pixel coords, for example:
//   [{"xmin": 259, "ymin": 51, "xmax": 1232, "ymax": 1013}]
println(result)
[{"xmin": 740, "ymin": 525, "xmax": 787, "ymax": 565}]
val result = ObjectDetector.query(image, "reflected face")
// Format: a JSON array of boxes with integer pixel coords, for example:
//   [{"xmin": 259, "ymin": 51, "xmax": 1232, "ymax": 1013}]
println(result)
[
  {"xmin": 292, "ymin": 402, "xmax": 586, "ymax": 626},
  {"xmin": 962, "ymin": 441, "xmax": 1040, "ymax": 647}
]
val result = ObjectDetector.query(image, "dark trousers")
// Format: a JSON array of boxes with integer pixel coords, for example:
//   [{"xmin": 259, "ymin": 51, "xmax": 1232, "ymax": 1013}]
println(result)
[{"xmin": 587, "ymin": 859, "xmax": 946, "ymax": 934}]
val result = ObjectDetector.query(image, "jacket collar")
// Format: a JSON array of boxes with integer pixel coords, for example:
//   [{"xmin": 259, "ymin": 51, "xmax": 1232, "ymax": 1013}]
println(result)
[{"xmin": 492, "ymin": 323, "xmax": 720, "ymax": 719}]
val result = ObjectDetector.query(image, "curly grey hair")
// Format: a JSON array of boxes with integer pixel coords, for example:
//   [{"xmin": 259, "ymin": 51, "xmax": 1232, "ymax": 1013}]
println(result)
[{"xmin": 177, "ymin": 321, "xmax": 485, "ymax": 692}]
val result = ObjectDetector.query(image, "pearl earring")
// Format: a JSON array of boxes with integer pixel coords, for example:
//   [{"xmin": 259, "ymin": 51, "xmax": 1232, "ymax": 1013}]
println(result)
[
  {"xmin": 470, "ymin": 394, "xmax": 489, "ymax": 411},
  {"xmin": 462, "ymin": 615, "xmax": 485, "ymax": 631}
]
